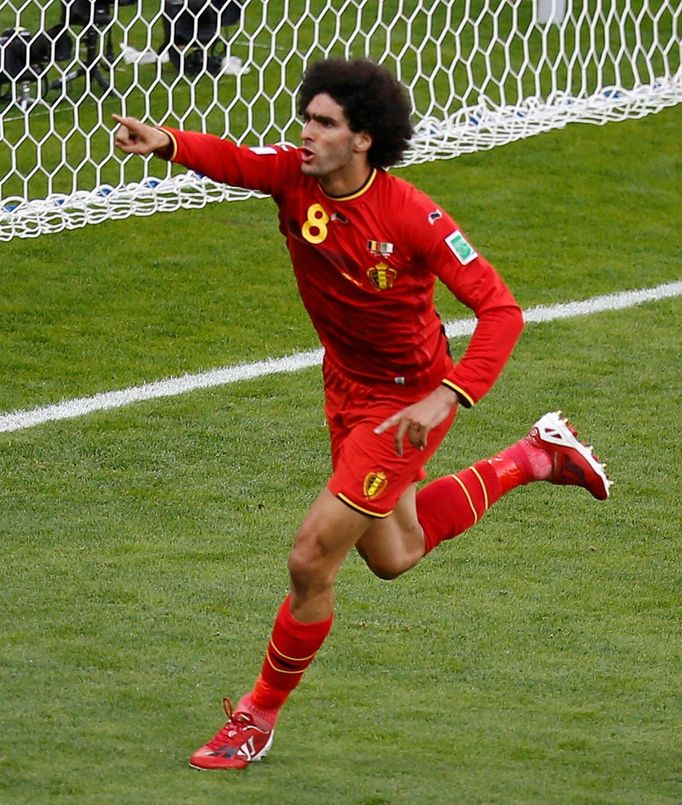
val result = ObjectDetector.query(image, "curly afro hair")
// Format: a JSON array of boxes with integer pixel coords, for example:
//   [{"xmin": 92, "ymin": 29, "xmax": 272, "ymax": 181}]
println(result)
[{"xmin": 297, "ymin": 58, "xmax": 413, "ymax": 170}]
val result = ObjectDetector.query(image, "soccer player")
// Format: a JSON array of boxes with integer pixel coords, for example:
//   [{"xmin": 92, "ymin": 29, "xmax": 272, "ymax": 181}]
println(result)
[{"xmin": 113, "ymin": 58, "xmax": 610, "ymax": 771}]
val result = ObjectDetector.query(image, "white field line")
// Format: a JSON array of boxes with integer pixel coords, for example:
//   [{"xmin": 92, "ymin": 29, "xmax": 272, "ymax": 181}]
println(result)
[{"xmin": 1, "ymin": 280, "xmax": 681, "ymax": 434}]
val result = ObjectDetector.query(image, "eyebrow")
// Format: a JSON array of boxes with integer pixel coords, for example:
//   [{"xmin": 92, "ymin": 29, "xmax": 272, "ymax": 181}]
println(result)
[{"xmin": 303, "ymin": 112, "xmax": 338, "ymax": 126}]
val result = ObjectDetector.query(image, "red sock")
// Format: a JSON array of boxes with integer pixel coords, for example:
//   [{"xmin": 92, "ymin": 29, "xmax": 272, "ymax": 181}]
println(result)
[
  {"xmin": 236, "ymin": 691, "xmax": 281, "ymax": 730},
  {"xmin": 417, "ymin": 460, "xmax": 501, "ymax": 554},
  {"xmin": 249, "ymin": 595, "xmax": 333, "ymax": 715},
  {"xmin": 417, "ymin": 439, "xmax": 553, "ymax": 554},
  {"xmin": 489, "ymin": 438, "xmax": 551, "ymax": 494}
]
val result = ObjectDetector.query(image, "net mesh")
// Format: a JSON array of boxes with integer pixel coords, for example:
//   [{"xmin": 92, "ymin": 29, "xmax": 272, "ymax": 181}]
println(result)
[{"xmin": 0, "ymin": 0, "xmax": 680, "ymax": 240}]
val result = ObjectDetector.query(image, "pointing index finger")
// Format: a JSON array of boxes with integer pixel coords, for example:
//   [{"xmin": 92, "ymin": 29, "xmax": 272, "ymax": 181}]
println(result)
[{"xmin": 374, "ymin": 414, "xmax": 398, "ymax": 435}]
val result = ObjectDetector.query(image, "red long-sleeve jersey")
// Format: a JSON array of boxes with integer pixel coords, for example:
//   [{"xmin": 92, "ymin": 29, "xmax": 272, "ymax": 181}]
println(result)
[{"xmin": 161, "ymin": 128, "xmax": 523, "ymax": 406}]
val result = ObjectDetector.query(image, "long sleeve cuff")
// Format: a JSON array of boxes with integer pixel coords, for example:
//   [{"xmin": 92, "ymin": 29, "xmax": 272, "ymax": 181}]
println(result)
[{"xmin": 441, "ymin": 379, "xmax": 475, "ymax": 408}]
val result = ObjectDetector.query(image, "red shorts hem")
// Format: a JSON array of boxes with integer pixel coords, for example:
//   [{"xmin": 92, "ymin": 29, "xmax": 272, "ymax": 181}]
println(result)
[{"xmin": 334, "ymin": 492, "xmax": 394, "ymax": 518}]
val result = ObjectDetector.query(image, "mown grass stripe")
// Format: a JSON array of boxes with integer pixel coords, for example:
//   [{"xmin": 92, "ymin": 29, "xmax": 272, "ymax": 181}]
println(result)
[{"xmin": 1, "ymin": 280, "xmax": 680, "ymax": 434}]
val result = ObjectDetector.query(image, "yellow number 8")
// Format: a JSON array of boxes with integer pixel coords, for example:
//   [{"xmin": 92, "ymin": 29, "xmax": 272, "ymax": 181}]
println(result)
[{"xmin": 302, "ymin": 204, "xmax": 329, "ymax": 244}]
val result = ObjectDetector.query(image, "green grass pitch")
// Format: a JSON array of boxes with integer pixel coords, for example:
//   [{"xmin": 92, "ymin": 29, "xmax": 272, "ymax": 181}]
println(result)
[{"xmin": 0, "ymin": 104, "xmax": 680, "ymax": 803}]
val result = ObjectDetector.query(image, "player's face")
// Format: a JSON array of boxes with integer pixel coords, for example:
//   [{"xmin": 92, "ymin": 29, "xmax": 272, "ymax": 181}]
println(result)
[{"xmin": 300, "ymin": 93, "xmax": 368, "ymax": 180}]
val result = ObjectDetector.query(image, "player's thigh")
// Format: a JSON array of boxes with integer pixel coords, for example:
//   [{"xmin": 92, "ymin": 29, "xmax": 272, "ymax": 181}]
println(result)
[
  {"xmin": 290, "ymin": 487, "xmax": 374, "ymax": 583},
  {"xmin": 355, "ymin": 483, "xmax": 425, "ymax": 578}
]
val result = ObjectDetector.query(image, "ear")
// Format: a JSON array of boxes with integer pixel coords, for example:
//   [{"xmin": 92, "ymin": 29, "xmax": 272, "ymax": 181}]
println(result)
[{"xmin": 353, "ymin": 130, "xmax": 372, "ymax": 154}]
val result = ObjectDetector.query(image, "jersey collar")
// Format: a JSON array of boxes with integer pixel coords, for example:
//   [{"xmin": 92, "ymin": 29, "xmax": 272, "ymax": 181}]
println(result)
[{"xmin": 319, "ymin": 168, "xmax": 378, "ymax": 201}]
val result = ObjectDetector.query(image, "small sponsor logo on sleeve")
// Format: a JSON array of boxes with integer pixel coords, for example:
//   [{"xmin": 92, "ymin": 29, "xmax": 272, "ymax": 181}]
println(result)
[
  {"xmin": 445, "ymin": 230, "xmax": 478, "ymax": 265},
  {"xmin": 249, "ymin": 146, "xmax": 278, "ymax": 155}
]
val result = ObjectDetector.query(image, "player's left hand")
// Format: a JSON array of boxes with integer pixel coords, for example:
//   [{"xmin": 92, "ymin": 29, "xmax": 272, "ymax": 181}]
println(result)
[{"xmin": 374, "ymin": 385, "xmax": 458, "ymax": 456}]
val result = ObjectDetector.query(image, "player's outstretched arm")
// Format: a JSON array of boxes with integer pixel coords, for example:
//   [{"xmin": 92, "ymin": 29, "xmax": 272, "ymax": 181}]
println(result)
[{"xmin": 112, "ymin": 114, "xmax": 172, "ymax": 158}]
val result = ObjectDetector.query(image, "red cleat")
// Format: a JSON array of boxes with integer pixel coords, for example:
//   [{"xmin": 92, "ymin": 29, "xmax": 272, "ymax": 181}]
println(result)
[
  {"xmin": 189, "ymin": 698, "xmax": 275, "ymax": 770},
  {"xmin": 525, "ymin": 411, "xmax": 611, "ymax": 500}
]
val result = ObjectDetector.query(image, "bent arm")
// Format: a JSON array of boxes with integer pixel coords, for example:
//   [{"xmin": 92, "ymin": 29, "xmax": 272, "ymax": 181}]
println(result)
[{"xmin": 437, "ymin": 254, "xmax": 524, "ymax": 407}]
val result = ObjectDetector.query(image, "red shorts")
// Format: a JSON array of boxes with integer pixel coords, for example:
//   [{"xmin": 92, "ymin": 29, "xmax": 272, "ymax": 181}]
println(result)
[{"xmin": 323, "ymin": 358, "xmax": 457, "ymax": 517}]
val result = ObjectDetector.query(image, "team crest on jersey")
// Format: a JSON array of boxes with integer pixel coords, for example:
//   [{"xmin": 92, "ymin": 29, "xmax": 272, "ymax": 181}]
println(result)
[
  {"xmin": 367, "ymin": 240, "xmax": 394, "ymax": 257},
  {"xmin": 363, "ymin": 471, "xmax": 388, "ymax": 499},
  {"xmin": 367, "ymin": 262, "xmax": 397, "ymax": 291}
]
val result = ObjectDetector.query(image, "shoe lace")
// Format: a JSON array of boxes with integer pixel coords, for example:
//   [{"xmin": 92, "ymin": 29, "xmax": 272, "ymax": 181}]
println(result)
[{"xmin": 204, "ymin": 697, "xmax": 255, "ymax": 750}]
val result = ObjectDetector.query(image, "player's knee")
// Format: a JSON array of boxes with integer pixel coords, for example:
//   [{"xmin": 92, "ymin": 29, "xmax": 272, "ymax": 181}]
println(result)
[{"xmin": 287, "ymin": 529, "xmax": 334, "ymax": 597}]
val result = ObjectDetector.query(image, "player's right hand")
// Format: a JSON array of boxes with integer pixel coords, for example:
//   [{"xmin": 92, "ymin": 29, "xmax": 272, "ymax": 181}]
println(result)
[{"xmin": 112, "ymin": 114, "xmax": 171, "ymax": 156}]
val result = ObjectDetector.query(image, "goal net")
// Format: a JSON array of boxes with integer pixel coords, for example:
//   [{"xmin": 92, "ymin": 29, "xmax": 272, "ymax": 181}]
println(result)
[{"xmin": 1, "ymin": 0, "xmax": 680, "ymax": 240}]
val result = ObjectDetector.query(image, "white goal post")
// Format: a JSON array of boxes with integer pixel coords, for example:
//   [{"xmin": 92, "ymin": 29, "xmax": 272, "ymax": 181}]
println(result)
[{"xmin": 0, "ymin": 0, "xmax": 680, "ymax": 240}]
